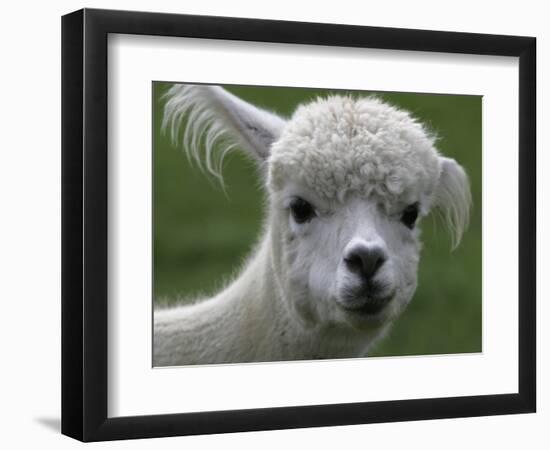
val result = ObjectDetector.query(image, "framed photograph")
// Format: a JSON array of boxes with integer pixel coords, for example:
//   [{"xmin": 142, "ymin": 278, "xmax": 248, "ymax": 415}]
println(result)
[{"xmin": 61, "ymin": 8, "xmax": 536, "ymax": 441}]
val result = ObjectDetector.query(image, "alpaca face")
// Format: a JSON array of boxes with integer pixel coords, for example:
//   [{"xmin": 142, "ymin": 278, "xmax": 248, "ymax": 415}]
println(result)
[{"xmin": 271, "ymin": 183, "xmax": 424, "ymax": 331}]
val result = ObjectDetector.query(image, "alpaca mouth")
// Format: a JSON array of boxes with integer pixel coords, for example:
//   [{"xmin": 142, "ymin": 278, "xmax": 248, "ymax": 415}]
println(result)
[
  {"xmin": 342, "ymin": 296, "xmax": 392, "ymax": 316},
  {"xmin": 339, "ymin": 287, "xmax": 394, "ymax": 316}
]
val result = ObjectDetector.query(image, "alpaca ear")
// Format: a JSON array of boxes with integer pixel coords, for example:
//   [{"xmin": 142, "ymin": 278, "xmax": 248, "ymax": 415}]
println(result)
[
  {"xmin": 162, "ymin": 84, "xmax": 286, "ymax": 181},
  {"xmin": 433, "ymin": 157, "xmax": 472, "ymax": 249}
]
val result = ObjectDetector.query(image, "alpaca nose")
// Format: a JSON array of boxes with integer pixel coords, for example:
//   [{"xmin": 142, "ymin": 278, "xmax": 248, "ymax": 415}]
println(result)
[{"xmin": 344, "ymin": 245, "xmax": 387, "ymax": 279}]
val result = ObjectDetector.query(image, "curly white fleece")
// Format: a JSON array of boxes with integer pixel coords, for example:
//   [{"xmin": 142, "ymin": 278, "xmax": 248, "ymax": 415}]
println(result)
[{"xmin": 268, "ymin": 96, "xmax": 441, "ymax": 208}]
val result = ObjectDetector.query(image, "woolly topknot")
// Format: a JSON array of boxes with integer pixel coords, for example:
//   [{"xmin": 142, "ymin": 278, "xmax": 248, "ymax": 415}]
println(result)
[{"xmin": 268, "ymin": 96, "xmax": 441, "ymax": 208}]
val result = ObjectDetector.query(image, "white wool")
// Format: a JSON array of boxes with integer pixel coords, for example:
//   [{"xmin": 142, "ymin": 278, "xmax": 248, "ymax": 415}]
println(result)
[
  {"xmin": 269, "ymin": 96, "xmax": 441, "ymax": 209},
  {"xmin": 154, "ymin": 85, "xmax": 472, "ymax": 367}
]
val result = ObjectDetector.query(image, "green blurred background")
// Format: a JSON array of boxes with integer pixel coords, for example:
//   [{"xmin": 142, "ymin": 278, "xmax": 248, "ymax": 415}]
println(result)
[{"xmin": 153, "ymin": 82, "xmax": 482, "ymax": 357}]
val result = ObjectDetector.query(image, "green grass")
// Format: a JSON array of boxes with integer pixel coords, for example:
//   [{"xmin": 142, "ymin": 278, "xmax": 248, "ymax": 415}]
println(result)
[{"xmin": 153, "ymin": 82, "xmax": 482, "ymax": 357}]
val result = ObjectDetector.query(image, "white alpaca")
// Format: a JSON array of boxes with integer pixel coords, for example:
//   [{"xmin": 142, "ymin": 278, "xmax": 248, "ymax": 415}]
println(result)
[{"xmin": 154, "ymin": 85, "xmax": 471, "ymax": 366}]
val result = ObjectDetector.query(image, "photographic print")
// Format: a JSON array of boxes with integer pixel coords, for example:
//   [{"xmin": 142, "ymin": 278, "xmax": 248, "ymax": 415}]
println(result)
[
  {"xmin": 152, "ymin": 83, "xmax": 482, "ymax": 367},
  {"xmin": 62, "ymin": 10, "xmax": 535, "ymax": 440}
]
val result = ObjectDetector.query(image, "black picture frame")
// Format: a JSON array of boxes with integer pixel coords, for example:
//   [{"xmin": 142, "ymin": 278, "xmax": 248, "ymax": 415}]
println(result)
[{"xmin": 61, "ymin": 8, "xmax": 536, "ymax": 442}]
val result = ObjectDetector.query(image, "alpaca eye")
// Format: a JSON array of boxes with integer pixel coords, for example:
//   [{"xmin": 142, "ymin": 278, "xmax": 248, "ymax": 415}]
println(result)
[
  {"xmin": 289, "ymin": 197, "xmax": 316, "ymax": 224},
  {"xmin": 401, "ymin": 203, "xmax": 419, "ymax": 229}
]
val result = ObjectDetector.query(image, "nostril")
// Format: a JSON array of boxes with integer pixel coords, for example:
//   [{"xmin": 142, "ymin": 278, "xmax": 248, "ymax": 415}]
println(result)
[
  {"xmin": 344, "ymin": 253, "xmax": 364, "ymax": 275},
  {"xmin": 344, "ymin": 246, "xmax": 387, "ymax": 279}
]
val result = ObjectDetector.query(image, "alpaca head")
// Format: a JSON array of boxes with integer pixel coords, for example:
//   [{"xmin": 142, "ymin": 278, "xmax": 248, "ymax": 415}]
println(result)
[{"xmin": 163, "ymin": 85, "xmax": 471, "ymax": 333}]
